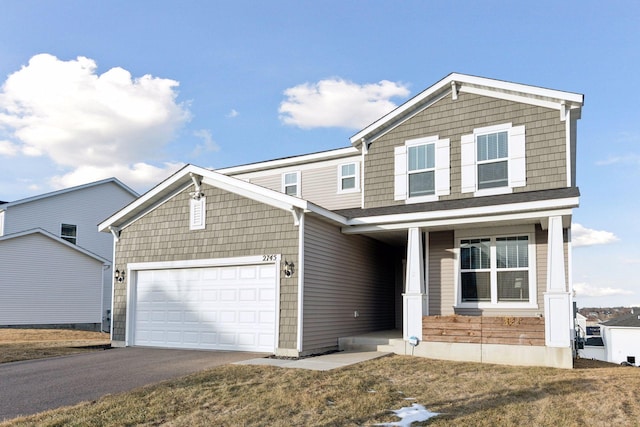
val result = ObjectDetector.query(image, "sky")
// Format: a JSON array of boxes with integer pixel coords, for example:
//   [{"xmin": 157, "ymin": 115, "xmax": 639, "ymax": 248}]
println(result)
[{"xmin": 0, "ymin": 1, "xmax": 638, "ymax": 307}]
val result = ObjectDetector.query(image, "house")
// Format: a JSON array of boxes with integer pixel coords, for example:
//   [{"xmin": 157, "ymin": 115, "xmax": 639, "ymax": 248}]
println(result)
[
  {"xmin": 99, "ymin": 73, "xmax": 584, "ymax": 368},
  {"xmin": 599, "ymin": 310, "xmax": 640, "ymax": 365},
  {"xmin": 0, "ymin": 179, "xmax": 138, "ymax": 331}
]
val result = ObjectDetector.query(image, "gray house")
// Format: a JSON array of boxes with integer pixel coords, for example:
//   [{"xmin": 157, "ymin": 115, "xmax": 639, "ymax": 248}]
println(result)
[
  {"xmin": 0, "ymin": 179, "xmax": 138, "ymax": 331},
  {"xmin": 100, "ymin": 73, "xmax": 584, "ymax": 368}
]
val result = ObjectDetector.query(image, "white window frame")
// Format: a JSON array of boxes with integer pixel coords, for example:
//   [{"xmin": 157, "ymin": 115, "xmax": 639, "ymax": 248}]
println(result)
[
  {"xmin": 337, "ymin": 162, "xmax": 360, "ymax": 193},
  {"xmin": 461, "ymin": 123, "xmax": 526, "ymax": 197},
  {"xmin": 407, "ymin": 139, "xmax": 436, "ymax": 201},
  {"xmin": 394, "ymin": 135, "xmax": 450, "ymax": 204},
  {"xmin": 282, "ymin": 171, "xmax": 300, "ymax": 197},
  {"xmin": 454, "ymin": 226, "xmax": 537, "ymax": 309}
]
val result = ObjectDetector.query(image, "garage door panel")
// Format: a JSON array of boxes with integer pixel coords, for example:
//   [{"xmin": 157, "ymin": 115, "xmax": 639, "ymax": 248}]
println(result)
[{"xmin": 133, "ymin": 263, "xmax": 276, "ymax": 352}]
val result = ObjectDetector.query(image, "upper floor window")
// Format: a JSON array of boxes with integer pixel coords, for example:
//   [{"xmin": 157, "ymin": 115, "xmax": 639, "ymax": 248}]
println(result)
[
  {"xmin": 394, "ymin": 135, "xmax": 450, "ymax": 204},
  {"xmin": 61, "ymin": 223, "xmax": 77, "ymax": 244},
  {"xmin": 338, "ymin": 162, "xmax": 359, "ymax": 193},
  {"xmin": 457, "ymin": 229, "xmax": 536, "ymax": 308},
  {"xmin": 461, "ymin": 123, "xmax": 526, "ymax": 196},
  {"xmin": 408, "ymin": 142, "xmax": 435, "ymax": 197},
  {"xmin": 282, "ymin": 171, "xmax": 300, "ymax": 197}
]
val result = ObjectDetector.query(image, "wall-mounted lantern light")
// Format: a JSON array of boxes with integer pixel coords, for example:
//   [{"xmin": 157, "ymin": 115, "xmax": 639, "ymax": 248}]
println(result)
[
  {"xmin": 284, "ymin": 261, "xmax": 294, "ymax": 278},
  {"xmin": 115, "ymin": 269, "xmax": 125, "ymax": 283}
]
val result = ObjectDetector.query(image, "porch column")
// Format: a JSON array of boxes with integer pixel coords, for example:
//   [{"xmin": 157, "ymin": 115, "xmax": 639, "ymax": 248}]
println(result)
[
  {"xmin": 403, "ymin": 227, "xmax": 427, "ymax": 340},
  {"xmin": 544, "ymin": 216, "xmax": 571, "ymax": 347}
]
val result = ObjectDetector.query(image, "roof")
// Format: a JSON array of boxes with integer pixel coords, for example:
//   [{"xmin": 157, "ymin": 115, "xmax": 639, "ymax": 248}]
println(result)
[
  {"xmin": 0, "ymin": 178, "xmax": 138, "ymax": 210},
  {"xmin": 0, "ymin": 228, "xmax": 110, "ymax": 264},
  {"xmin": 350, "ymin": 72, "xmax": 584, "ymax": 146},
  {"xmin": 601, "ymin": 310, "xmax": 640, "ymax": 328},
  {"xmin": 99, "ymin": 164, "xmax": 348, "ymax": 232}
]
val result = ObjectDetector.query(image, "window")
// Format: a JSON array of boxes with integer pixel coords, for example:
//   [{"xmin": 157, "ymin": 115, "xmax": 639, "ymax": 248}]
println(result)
[
  {"xmin": 338, "ymin": 163, "xmax": 359, "ymax": 192},
  {"xmin": 408, "ymin": 143, "xmax": 435, "ymax": 197},
  {"xmin": 282, "ymin": 172, "xmax": 300, "ymax": 196},
  {"xmin": 458, "ymin": 232, "xmax": 535, "ymax": 306},
  {"xmin": 477, "ymin": 131, "xmax": 508, "ymax": 189},
  {"xmin": 61, "ymin": 224, "xmax": 77, "ymax": 244},
  {"xmin": 461, "ymin": 123, "xmax": 526, "ymax": 196},
  {"xmin": 394, "ymin": 135, "xmax": 450, "ymax": 203}
]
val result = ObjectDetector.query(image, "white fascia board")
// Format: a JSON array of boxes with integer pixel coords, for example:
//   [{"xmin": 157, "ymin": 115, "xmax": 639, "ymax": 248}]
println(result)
[
  {"xmin": 459, "ymin": 86, "xmax": 562, "ymax": 111},
  {"xmin": 350, "ymin": 73, "xmax": 584, "ymax": 145},
  {"xmin": 343, "ymin": 208, "xmax": 575, "ymax": 234},
  {"xmin": 451, "ymin": 73, "xmax": 584, "ymax": 104},
  {"xmin": 216, "ymin": 147, "xmax": 360, "ymax": 175},
  {"xmin": 345, "ymin": 196, "xmax": 580, "ymax": 227}
]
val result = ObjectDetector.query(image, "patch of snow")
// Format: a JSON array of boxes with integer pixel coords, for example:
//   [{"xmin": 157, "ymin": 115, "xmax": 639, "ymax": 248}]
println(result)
[{"xmin": 375, "ymin": 403, "xmax": 439, "ymax": 426}]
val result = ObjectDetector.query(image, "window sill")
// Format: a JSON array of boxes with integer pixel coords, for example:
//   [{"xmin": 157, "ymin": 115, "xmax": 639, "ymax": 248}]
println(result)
[
  {"xmin": 337, "ymin": 188, "xmax": 360, "ymax": 195},
  {"xmin": 405, "ymin": 194, "xmax": 438, "ymax": 204},
  {"xmin": 455, "ymin": 302, "xmax": 539, "ymax": 310},
  {"xmin": 474, "ymin": 187, "xmax": 513, "ymax": 197}
]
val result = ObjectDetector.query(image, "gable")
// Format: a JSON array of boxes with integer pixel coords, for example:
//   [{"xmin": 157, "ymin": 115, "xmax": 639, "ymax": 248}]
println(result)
[{"xmin": 363, "ymin": 91, "xmax": 569, "ymax": 209}]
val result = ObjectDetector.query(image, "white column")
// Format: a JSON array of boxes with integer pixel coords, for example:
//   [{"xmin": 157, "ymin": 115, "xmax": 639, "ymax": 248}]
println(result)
[
  {"xmin": 544, "ymin": 216, "xmax": 571, "ymax": 347},
  {"xmin": 403, "ymin": 227, "xmax": 427, "ymax": 340}
]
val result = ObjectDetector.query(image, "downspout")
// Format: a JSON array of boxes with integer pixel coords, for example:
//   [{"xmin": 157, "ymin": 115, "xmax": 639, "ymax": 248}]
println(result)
[
  {"xmin": 361, "ymin": 138, "xmax": 368, "ymax": 209},
  {"xmin": 296, "ymin": 211, "xmax": 305, "ymax": 354}
]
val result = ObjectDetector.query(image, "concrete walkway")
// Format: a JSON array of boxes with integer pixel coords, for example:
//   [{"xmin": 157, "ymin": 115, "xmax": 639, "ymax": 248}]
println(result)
[{"xmin": 235, "ymin": 350, "xmax": 391, "ymax": 371}]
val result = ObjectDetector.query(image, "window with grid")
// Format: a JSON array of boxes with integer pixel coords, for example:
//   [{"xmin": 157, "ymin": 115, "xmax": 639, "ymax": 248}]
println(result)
[
  {"xmin": 477, "ymin": 131, "xmax": 508, "ymax": 189},
  {"xmin": 407, "ymin": 143, "xmax": 435, "ymax": 197},
  {"xmin": 460, "ymin": 235, "xmax": 530, "ymax": 304}
]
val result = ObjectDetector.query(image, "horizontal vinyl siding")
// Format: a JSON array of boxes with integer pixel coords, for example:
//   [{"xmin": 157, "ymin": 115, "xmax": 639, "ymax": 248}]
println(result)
[
  {"xmin": 303, "ymin": 215, "xmax": 394, "ymax": 352},
  {"xmin": 0, "ymin": 234, "xmax": 103, "ymax": 325},
  {"xmin": 428, "ymin": 231, "xmax": 455, "ymax": 315},
  {"xmin": 249, "ymin": 174, "xmax": 281, "ymax": 193}
]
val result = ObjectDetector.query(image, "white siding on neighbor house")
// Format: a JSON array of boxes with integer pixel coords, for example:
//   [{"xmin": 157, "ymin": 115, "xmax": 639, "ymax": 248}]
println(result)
[
  {"xmin": 603, "ymin": 327, "xmax": 640, "ymax": 365},
  {"xmin": 0, "ymin": 233, "xmax": 104, "ymax": 325},
  {"xmin": 302, "ymin": 215, "xmax": 394, "ymax": 352},
  {"xmin": 2, "ymin": 182, "xmax": 136, "ymax": 319}
]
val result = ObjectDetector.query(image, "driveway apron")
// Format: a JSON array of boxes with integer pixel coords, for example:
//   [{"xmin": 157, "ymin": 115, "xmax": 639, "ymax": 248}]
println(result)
[{"xmin": 0, "ymin": 347, "xmax": 266, "ymax": 421}]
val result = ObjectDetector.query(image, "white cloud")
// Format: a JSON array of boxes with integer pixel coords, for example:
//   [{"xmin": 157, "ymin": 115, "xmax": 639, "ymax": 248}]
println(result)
[
  {"xmin": 279, "ymin": 78, "xmax": 410, "ymax": 129},
  {"xmin": 191, "ymin": 129, "xmax": 220, "ymax": 157},
  {"xmin": 226, "ymin": 109, "xmax": 239, "ymax": 118},
  {"xmin": 0, "ymin": 53, "xmax": 190, "ymax": 190},
  {"xmin": 572, "ymin": 223, "xmax": 618, "ymax": 247},
  {"xmin": 0, "ymin": 140, "xmax": 19, "ymax": 156},
  {"xmin": 573, "ymin": 282, "xmax": 634, "ymax": 298},
  {"xmin": 48, "ymin": 162, "xmax": 185, "ymax": 192},
  {"xmin": 596, "ymin": 153, "xmax": 640, "ymax": 166}
]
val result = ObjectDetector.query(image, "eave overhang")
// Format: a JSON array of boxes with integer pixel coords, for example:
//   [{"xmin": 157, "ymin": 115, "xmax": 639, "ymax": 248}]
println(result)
[{"xmin": 350, "ymin": 72, "xmax": 584, "ymax": 147}]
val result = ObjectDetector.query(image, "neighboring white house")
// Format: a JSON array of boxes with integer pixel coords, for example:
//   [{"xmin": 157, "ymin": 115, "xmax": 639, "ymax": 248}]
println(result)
[
  {"xmin": 0, "ymin": 178, "xmax": 138, "ymax": 331},
  {"xmin": 600, "ymin": 310, "xmax": 640, "ymax": 365}
]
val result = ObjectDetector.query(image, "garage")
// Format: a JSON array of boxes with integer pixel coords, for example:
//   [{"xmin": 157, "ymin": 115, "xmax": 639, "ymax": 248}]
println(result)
[{"xmin": 130, "ymin": 261, "xmax": 277, "ymax": 352}]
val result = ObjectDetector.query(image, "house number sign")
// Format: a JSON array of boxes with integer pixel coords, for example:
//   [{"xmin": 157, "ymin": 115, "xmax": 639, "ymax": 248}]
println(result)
[{"xmin": 262, "ymin": 254, "xmax": 278, "ymax": 261}]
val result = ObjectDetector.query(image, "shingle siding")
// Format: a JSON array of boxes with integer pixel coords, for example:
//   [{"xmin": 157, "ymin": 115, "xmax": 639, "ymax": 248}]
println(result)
[
  {"xmin": 364, "ymin": 92, "xmax": 567, "ymax": 208},
  {"xmin": 112, "ymin": 184, "xmax": 299, "ymax": 350}
]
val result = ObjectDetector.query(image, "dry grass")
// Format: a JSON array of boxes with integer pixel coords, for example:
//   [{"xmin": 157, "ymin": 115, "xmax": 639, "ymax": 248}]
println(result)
[
  {"xmin": 0, "ymin": 329, "xmax": 110, "ymax": 364},
  {"xmin": 2, "ymin": 353, "xmax": 639, "ymax": 426}
]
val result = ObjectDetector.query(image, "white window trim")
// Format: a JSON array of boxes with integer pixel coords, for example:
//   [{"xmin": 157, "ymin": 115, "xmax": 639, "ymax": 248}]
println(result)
[
  {"xmin": 337, "ymin": 162, "xmax": 360, "ymax": 194},
  {"xmin": 395, "ymin": 135, "xmax": 450, "ymax": 204},
  {"xmin": 461, "ymin": 122, "xmax": 526, "ymax": 197},
  {"xmin": 454, "ymin": 225, "xmax": 538, "ymax": 309},
  {"xmin": 282, "ymin": 171, "xmax": 300, "ymax": 197}
]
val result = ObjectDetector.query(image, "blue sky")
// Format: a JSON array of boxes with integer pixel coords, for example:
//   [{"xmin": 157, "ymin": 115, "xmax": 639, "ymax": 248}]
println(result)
[{"xmin": 0, "ymin": 1, "xmax": 638, "ymax": 307}]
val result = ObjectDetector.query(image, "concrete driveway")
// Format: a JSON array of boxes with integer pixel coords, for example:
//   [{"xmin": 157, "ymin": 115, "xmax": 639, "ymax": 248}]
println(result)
[{"xmin": 0, "ymin": 347, "xmax": 266, "ymax": 421}]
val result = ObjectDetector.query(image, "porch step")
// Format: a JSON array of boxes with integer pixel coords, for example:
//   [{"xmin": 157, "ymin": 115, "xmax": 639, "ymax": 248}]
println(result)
[{"xmin": 339, "ymin": 331, "xmax": 405, "ymax": 353}]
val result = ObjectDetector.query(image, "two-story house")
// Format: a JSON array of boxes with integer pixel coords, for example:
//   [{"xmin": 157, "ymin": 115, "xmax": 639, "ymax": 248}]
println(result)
[
  {"xmin": 0, "ymin": 178, "xmax": 138, "ymax": 331},
  {"xmin": 99, "ymin": 73, "xmax": 583, "ymax": 368}
]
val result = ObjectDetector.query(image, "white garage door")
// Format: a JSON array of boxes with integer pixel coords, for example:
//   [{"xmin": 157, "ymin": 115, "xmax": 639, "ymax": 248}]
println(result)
[{"xmin": 132, "ymin": 263, "xmax": 277, "ymax": 352}]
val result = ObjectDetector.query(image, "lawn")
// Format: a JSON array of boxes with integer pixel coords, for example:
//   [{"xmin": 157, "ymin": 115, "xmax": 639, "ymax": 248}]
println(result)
[
  {"xmin": 1, "ymin": 331, "xmax": 639, "ymax": 426},
  {"xmin": 0, "ymin": 328, "xmax": 110, "ymax": 364}
]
